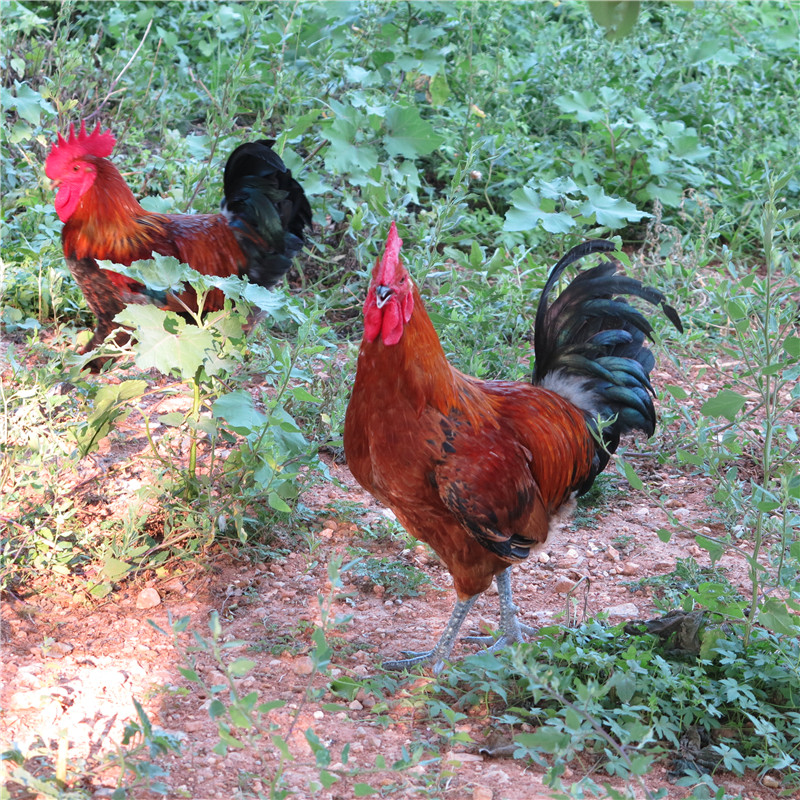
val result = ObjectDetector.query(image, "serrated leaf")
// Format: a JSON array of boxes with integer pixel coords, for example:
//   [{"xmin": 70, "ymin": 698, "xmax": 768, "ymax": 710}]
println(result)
[
  {"xmin": 116, "ymin": 305, "xmax": 215, "ymax": 379},
  {"xmin": 271, "ymin": 733, "xmax": 293, "ymax": 761},
  {"xmin": 759, "ymin": 597, "xmax": 800, "ymax": 636},
  {"xmin": 99, "ymin": 254, "xmax": 196, "ymax": 292},
  {"xmin": 700, "ymin": 389, "xmax": 746, "ymax": 421},
  {"xmin": 384, "ymin": 104, "xmax": 444, "ymax": 158},
  {"xmin": 580, "ymin": 184, "xmax": 650, "ymax": 228},
  {"xmin": 503, "ymin": 186, "xmax": 575, "ymax": 234},
  {"xmin": 554, "ymin": 90, "xmax": 603, "ymax": 122},
  {"xmin": 290, "ymin": 386, "xmax": 322, "ymax": 403}
]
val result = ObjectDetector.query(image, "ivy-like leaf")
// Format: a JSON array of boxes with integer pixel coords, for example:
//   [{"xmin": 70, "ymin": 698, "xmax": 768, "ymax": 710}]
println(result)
[
  {"xmin": 700, "ymin": 389, "xmax": 747, "ymax": 421},
  {"xmin": 503, "ymin": 186, "xmax": 575, "ymax": 234},
  {"xmin": 384, "ymin": 104, "xmax": 444, "ymax": 158},
  {"xmin": 580, "ymin": 184, "xmax": 650, "ymax": 228}
]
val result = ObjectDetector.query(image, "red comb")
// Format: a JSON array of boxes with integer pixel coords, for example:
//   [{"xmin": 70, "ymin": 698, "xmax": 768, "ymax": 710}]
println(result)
[
  {"xmin": 375, "ymin": 221, "xmax": 403, "ymax": 283},
  {"xmin": 45, "ymin": 120, "xmax": 116, "ymax": 179}
]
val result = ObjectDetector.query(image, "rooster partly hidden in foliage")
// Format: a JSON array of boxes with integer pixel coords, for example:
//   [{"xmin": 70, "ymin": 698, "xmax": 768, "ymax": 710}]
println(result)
[
  {"xmin": 45, "ymin": 121, "xmax": 311, "ymax": 358},
  {"xmin": 344, "ymin": 223, "xmax": 682, "ymax": 672}
]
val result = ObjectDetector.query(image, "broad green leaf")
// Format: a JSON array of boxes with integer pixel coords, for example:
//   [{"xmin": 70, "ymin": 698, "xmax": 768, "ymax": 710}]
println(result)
[
  {"xmin": 384, "ymin": 104, "xmax": 444, "ymax": 158},
  {"xmin": 503, "ymin": 186, "xmax": 575, "ymax": 234},
  {"xmin": 784, "ymin": 335, "xmax": 800, "ymax": 357},
  {"xmin": 99, "ymin": 254, "xmax": 195, "ymax": 292},
  {"xmin": 213, "ymin": 390, "xmax": 266, "ymax": 434},
  {"xmin": 580, "ymin": 185, "xmax": 650, "ymax": 228},
  {"xmin": 228, "ymin": 705, "xmax": 253, "ymax": 730},
  {"xmin": 208, "ymin": 699, "xmax": 226, "ymax": 719},
  {"xmin": 228, "ymin": 658, "xmax": 256, "ymax": 677},
  {"xmin": 116, "ymin": 305, "xmax": 214, "ymax": 379},
  {"xmin": 268, "ymin": 492, "xmax": 292, "ymax": 513},
  {"xmin": 665, "ymin": 384, "xmax": 689, "ymax": 400},
  {"xmin": 700, "ymin": 389, "xmax": 746, "ymax": 421},
  {"xmin": 695, "ymin": 535, "xmax": 724, "ymax": 564},
  {"xmin": 102, "ymin": 557, "xmax": 132, "ymax": 581},
  {"xmin": 353, "ymin": 784, "xmax": 378, "ymax": 797},
  {"xmin": 588, "ymin": 1, "xmax": 642, "ymax": 40},
  {"xmin": 759, "ymin": 597, "xmax": 800, "ymax": 636},
  {"xmin": 554, "ymin": 90, "xmax": 603, "ymax": 122},
  {"xmin": 618, "ymin": 458, "xmax": 644, "ymax": 491},
  {"xmin": 429, "ymin": 71, "xmax": 451, "ymax": 106}
]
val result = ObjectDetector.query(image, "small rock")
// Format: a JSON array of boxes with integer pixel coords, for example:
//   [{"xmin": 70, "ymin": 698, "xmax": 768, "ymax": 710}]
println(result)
[
  {"xmin": 553, "ymin": 577, "xmax": 575, "ymax": 594},
  {"xmin": 44, "ymin": 641, "xmax": 73, "ymax": 659},
  {"xmin": 136, "ymin": 588, "xmax": 161, "ymax": 609},
  {"xmin": 761, "ymin": 773, "xmax": 781, "ymax": 789},
  {"xmin": 313, "ymin": 710, "xmax": 324, "ymax": 720},
  {"xmin": 292, "ymin": 657, "xmax": 315, "ymax": 676},
  {"xmin": 605, "ymin": 602, "xmax": 639, "ymax": 620},
  {"xmin": 621, "ymin": 561, "xmax": 640, "ymax": 576},
  {"xmin": 319, "ymin": 528, "xmax": 334, "ymax": 540},
  {"xmin": 473, "ymin": 787, "xmax": 493, "ymax": 800},
  {"xmin": 372, "ymin": 584, "xmax": 385, "ymax": 597},
  {"xmin": 606, "ymin": 546, "xmax": 620, "ymax": 562},
  {"xmin": 349, "ymin": 700, "xmax": 364, "ymax": 711},
  {"xmin": 444, "ymin": 751, "xmax": 483, "ymax": 763},
  {"xmin": 664, "ymin": 498, "xmax": 682, "ymax": 508},
  {"xmin": 537, "ymin": 552, "xmax": 550, "ymax": 563},
  {"xmin": 162, "ymin": 577, "xmax": 186, "ymax": 594}
]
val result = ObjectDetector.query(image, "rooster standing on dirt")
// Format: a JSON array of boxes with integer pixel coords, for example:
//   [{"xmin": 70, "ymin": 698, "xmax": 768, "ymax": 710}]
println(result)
[
  {"xmin": 344, "ymin": 223, "xmax": 681, "ymax": 672},
  {"xmin": 45, "ymin": 121, "xmax": 311, "ymax": 356}
]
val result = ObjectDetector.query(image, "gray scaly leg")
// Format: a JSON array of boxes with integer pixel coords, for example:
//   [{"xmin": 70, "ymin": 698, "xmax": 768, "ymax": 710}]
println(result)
[
  {"xmin": 383, "ymin": 595, "xmax": 477, "ymax": 674},
  {"xmin": 463, "ymin": 567, "xmax": 538, "ymax": 649}
]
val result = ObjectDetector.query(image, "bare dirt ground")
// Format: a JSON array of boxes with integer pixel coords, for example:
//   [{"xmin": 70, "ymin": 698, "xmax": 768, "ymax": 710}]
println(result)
[{"xmin": 0, "ymin": 343, "xmax": 790, "ymax": 800}]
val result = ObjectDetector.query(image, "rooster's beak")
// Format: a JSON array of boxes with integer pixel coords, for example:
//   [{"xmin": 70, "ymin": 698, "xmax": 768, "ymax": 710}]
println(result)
[
  {"xmin": 375, "ymin": 285, "xmax": 392, "ymax": 309},
  {"xmin": 49, "ymin": 179, "xmax": 60, "ymax": 190}
]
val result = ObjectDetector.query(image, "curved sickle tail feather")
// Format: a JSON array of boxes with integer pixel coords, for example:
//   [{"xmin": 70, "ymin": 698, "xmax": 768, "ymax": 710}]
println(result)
[
  {"xmin": 221, "ymin": 140, "xmax": 312, "ymax": 288},
  {"xmin": 533, "ymin": 240, "xmax": 682, "ymax": 488}
]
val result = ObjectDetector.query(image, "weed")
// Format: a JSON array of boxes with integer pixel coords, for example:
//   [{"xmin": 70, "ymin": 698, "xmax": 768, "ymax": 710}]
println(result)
[{"xmin": 346, "ymin": 546, "xmax": 433, "ymax": 597}]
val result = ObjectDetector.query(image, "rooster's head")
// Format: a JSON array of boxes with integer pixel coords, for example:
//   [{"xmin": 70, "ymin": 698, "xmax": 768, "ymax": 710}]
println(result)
[
  {"xmin": 364, "ymin": 221, "xmax": 415, "ymax": 346},
  {"xmin": 45, "ymin": 121, "xmax": 116, "ymax": 222}
]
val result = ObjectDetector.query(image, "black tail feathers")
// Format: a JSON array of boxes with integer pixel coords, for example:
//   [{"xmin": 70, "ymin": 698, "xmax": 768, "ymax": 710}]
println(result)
[
  {"xmin": 533, "ymin": 240, "xmax": 682, "ymax": 482},
  {"xmin": 221, "ymin": 140, "xmax": 312, "ymax": 288}
]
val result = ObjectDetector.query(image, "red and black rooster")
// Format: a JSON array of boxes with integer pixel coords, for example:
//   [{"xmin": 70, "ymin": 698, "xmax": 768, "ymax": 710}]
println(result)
[
  {"xmin": 345, "ymin": 223, "xmax": 681, "ymax": 672},
  {"xmin": 45, "ymin": 121, "xmax": 311, "ymax": 355}
]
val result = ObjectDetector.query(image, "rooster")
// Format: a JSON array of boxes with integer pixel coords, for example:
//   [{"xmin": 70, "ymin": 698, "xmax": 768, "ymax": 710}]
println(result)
[
  {"xmin": 344, "ymin": 223, "xmax": 681, "ymax": 672},
  {"xmin": 45, "ymin": 121, "xmax": 311, "ymax": 356}
]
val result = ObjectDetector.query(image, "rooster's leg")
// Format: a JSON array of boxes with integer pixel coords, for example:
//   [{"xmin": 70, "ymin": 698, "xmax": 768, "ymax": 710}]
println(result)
[
  {"xmin": 383, "ymin": 595, "xmax": 477, "ymax": 674},
  {"xmin": 462, "ymin": 567, "xmax": 538, "ymax": 647}
]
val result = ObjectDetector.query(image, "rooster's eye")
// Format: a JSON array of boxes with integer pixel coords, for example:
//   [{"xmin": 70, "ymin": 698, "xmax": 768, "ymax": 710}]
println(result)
[{"xmin": 73, "ymin": 164, "xmax": 80, "ymax": 171}]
